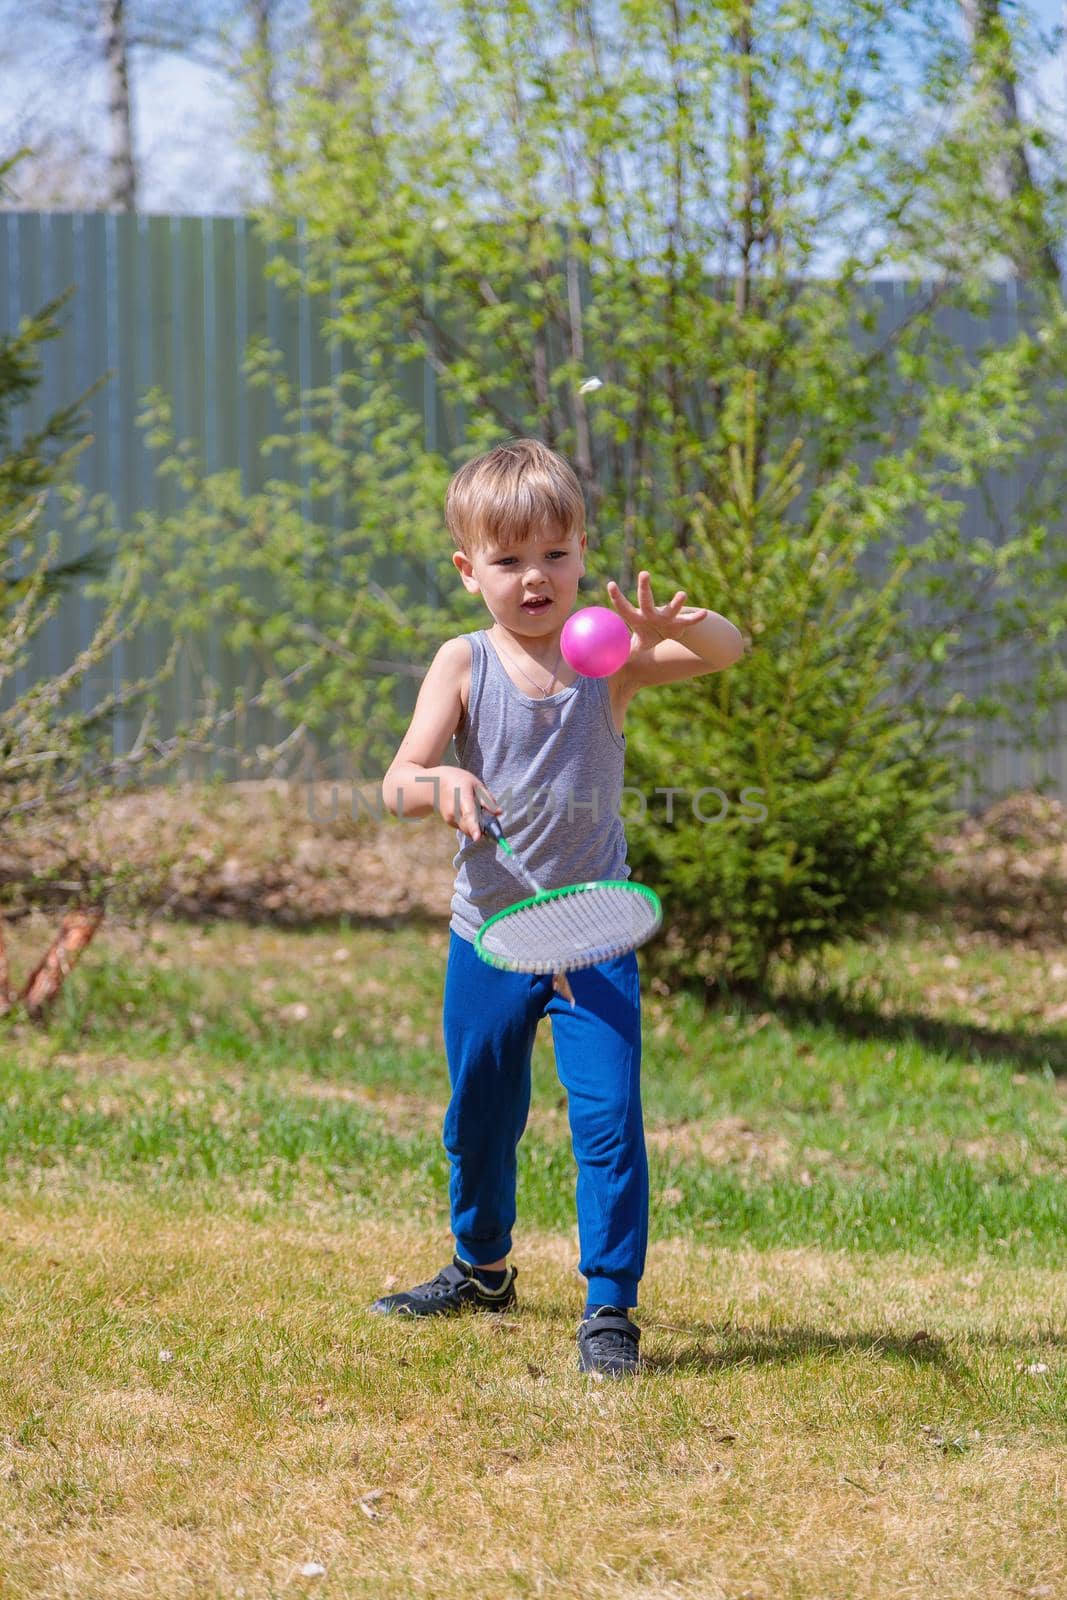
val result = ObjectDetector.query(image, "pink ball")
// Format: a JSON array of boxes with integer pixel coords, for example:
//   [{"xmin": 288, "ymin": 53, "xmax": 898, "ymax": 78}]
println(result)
[{"xmin": 560, "ymin": 606, "xmax": 632, "ymax": 678}]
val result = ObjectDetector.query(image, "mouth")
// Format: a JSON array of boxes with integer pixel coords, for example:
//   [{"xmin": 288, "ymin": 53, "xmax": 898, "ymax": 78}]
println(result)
[{"xmin": 521, "ymin": 596, "xmax": 553, "ymax": 614}]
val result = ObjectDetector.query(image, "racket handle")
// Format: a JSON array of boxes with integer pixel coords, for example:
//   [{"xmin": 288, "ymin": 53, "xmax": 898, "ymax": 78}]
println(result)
[
  {"xmin": 480, "ymin": 809, "xmax": 511, "ymax": 854},
  {"xmin": 483, "ymin": 812, "xmax": 511, "ymax": 851}
]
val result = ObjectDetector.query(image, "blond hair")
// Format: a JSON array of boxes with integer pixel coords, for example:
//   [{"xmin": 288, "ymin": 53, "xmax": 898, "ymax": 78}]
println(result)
[{"xmin": 445, "ymin": 438, "xmax": 586, "ymax": 554}]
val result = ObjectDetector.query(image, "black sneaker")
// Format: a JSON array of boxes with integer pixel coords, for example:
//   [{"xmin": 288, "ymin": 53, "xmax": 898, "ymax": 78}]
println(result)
[
  {"xmin": 576, "ymin": 1306, "xmax": 641, "ymax": 1376},
  {"xmin": 369, "ymin": 1254, "xmax": 518, "ymax": 1318}
]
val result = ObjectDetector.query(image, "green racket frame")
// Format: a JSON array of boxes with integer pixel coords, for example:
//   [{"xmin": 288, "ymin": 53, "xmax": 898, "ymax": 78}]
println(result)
[{"xmin": 474, "ymin": 879, "xmax": 663, "ymax": 973}]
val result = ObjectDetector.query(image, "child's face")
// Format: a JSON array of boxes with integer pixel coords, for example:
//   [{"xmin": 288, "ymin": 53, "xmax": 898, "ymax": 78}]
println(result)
[{"xmin": 453, "ymin": 522, "xmax": 587, "ymax": 634}]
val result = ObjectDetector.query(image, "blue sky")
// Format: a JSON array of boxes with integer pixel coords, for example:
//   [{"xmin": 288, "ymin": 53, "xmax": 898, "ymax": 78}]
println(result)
[{"xmin": 3, "ymin": 1, "xmax": 1067, "ymax": 214}]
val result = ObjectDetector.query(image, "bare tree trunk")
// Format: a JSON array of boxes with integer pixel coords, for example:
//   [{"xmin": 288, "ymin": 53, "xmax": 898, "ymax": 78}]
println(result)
[
  {"xmin": 100, "ymin": 0, "xmax": 137, "ymax": 211},
  {"xmin": 960, "ymin": 0, "xmax": 1062, "ymax": 288},
  {"xmin": 733, "ymin": 3, "xmax": 755, "ymax": 318},
  {"xmin": 731, "ymin": 5, "xmax": 770, "ymax": 495},
  {"xmin": 665, "ymin": 0, "xmax": 689, "ymax": 547},
  {"xmin": 565, "ymin": 241, "xmax": 595, "ymax": 502},
  {"xmin": 250, "ymin": 0, "xmax": 285, "ymax": 198}
]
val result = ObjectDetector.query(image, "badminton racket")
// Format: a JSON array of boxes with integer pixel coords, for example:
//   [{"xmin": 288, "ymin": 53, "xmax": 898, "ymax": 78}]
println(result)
[{"xmin": 473, "ymin": 804, "xmax": 662, "ymax": 1008}]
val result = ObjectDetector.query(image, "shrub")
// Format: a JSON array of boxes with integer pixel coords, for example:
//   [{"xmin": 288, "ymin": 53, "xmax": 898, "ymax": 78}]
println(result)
[{"xmin": 626, "ymin": 382, "xmax": 961, "ymax": 993}]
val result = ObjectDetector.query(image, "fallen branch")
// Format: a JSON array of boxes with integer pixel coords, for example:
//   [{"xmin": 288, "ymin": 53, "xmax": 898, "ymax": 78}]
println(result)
[
  {"xmin": 0, "ymin": 916, "xmax": 11, "ymax": 1014},
  {"xmin": 16, "ymin": 907, "xmax": 106, "ymax": 1020}
]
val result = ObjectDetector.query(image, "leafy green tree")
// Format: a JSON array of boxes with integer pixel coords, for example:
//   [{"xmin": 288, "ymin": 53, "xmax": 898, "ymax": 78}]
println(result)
[{"xmin": 85, "ymin": 1, "xmax": 1067, "ymax": 986}]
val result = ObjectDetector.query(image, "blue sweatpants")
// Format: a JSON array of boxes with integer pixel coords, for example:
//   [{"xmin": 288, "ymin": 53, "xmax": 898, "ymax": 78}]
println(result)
[{"xmin": 441, "ymin": 929, "xmax": 648, "ymax": 1308}]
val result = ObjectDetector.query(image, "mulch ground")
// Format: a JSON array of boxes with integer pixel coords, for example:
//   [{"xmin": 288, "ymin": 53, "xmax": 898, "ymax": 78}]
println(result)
[{"xmin": 0, "ymin": 781, "xmax": 1065, "ymax": 945}]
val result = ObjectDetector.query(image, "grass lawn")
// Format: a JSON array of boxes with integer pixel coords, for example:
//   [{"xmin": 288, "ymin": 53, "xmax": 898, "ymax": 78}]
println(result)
[{"xmin": 0, "ymin": 909, "xmax": 1063, "ymax": 1599}]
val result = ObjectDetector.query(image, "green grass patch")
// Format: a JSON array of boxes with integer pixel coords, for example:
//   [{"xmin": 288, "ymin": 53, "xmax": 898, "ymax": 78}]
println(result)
[
  {"xmin": 0, "ymin": 913, "xmax": 1064, "ymax": 1598},
  {"xmin": 1, "ymin": 916, "xmax": 1064, "ymax": 1262}
]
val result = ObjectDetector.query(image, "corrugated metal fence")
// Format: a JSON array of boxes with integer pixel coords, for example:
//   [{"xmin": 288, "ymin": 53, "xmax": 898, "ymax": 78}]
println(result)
[{"xmin": 1, "ymin": 211, "xmax": 1063, "ymax": 810}]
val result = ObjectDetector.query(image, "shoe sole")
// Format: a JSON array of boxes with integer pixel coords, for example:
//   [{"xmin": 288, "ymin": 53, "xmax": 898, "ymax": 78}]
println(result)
[
  {"xmin": 369, "ymin": 1294, "xmax": 518, "ymax": 1318},
  {"xmin": 579, "ymin": 1360, "xmax": 641, "ymax": 1378}
]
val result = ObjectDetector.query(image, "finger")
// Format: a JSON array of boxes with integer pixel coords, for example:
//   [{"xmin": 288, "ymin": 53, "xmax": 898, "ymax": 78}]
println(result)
[
  {"xmin": 606, "ymin": 580, "xmax": 637, "ymax": 615},
  {"xmin": 463, "ymin": 799, "xmax": 482, "ymax": 841}
]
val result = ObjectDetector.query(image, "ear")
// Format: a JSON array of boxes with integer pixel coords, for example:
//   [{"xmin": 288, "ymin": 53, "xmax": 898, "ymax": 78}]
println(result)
[{"xmin": 453, "ymin": 550, "xmax": 481, "ymax": 595}]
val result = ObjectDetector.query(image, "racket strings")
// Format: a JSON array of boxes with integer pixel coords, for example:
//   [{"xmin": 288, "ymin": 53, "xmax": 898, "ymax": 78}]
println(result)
[{"xmin": 477, "ymin": 883, "xmax": 661, "ymax": 973}]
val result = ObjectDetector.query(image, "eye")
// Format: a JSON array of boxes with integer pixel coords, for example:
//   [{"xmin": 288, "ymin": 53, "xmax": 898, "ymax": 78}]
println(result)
[{"xmin": 493, "ymin": 552, "xmax": 567, "ymax": 564}]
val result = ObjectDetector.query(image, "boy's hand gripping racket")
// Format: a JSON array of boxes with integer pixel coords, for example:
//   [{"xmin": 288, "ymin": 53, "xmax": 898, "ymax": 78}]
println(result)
[{"xmin": 472, "ymin": 805, "xmax": 663, "ymax": 1008}]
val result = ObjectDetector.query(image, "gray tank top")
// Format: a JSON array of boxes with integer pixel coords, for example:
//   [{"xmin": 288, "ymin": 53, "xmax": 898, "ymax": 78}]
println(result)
[{"xmin": 448, "ymin": 628, "xmax": 630, "ymax": 945}]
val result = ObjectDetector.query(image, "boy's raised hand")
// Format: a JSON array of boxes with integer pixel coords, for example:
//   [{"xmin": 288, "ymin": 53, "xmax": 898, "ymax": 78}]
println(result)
[{"xmin": 606, "ymin": 571, "xmax": 708, "ymax": 653}]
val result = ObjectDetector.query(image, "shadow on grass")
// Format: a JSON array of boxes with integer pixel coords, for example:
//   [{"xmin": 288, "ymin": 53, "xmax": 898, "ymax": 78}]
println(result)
[
  {"xmin": 158, "ymin": 905, "xmax": 450, "ymax": 935},
  {"xmin": 639, "ymin": 1318, "xmax": 1067, "ymax": 1376},
  {"xmin": 127, "ymin": 908, "xmax": 454, "ymax": 940},
  {"xmin": 732, "ymin": 982, "xmax": 1067, "ymax": 1078},
  {"xmin": 0, "ymin": 897, "xmax": 452, "ymax": 937}
]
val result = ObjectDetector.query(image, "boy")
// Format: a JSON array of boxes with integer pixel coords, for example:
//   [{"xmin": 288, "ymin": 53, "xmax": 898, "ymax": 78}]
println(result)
[{"xmin": 372, "ymin": 438, "xmax": 745, "ymax": 1376}]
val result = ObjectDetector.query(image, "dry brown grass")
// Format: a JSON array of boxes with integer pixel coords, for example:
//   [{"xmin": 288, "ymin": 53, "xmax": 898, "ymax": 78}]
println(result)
[
  {"xmin": 0, "ymin": 779, "xmax": 455, "ymax": 927},
  {"xmin": 0, "ymin": 1205, "xmax": 1063, "ymax": 1600},
  {"xmin": 0, "ymin": 787, "xmax": 1064, "ymax": 1597},
  {"xmin": 3, "ymin": 780, "xmax": 1066, "ymax": 949},
  {"xmin": 936, "ymin": 792, "xmax": 1067, "ymax": 946}
]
